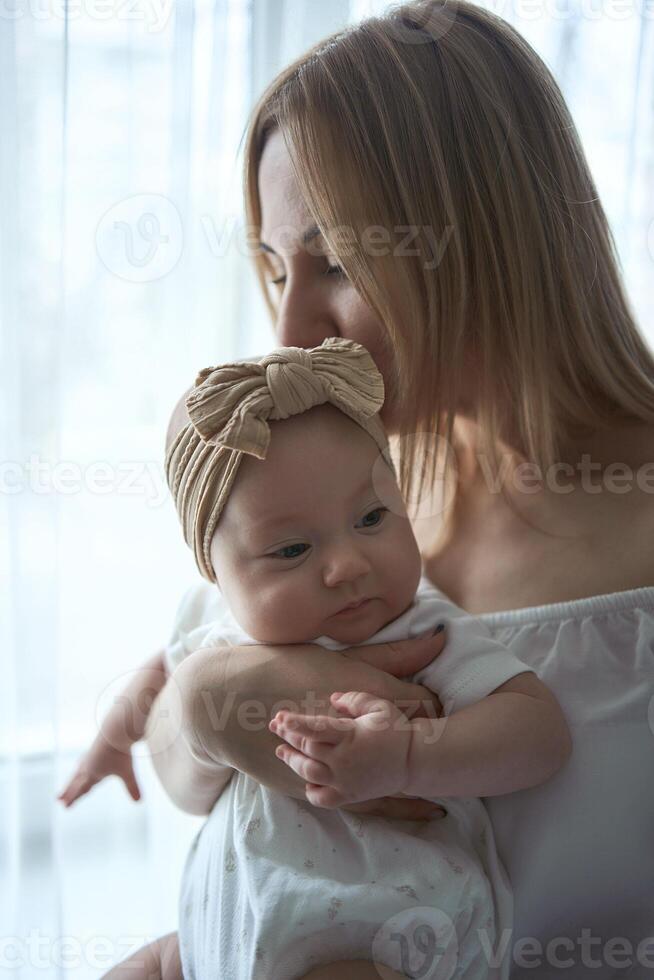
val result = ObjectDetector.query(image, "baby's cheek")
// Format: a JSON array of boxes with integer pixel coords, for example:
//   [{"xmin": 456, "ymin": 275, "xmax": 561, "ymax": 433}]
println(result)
[
  {"xmin": 241, "ymin": 580, "xmax": 313, "ymax": 644},
  {"xmin": 237, "ymin": 587, "xmax": 278, "ymax": 639}
]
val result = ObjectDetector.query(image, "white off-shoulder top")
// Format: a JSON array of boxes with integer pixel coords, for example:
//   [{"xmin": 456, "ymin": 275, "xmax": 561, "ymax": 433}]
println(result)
[{"xmin": 476, "ymin": 586, "xmax": 654, "ymax": 978}]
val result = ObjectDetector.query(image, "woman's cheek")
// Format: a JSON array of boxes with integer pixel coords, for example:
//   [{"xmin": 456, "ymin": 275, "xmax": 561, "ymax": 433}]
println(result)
[{"xmin": 387, "ymin": 526, "xmax": 423, "ymax": 601}]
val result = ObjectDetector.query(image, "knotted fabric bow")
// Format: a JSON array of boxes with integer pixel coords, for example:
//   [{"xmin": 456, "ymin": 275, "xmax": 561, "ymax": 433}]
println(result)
[{"xmin": 165, "ymin": 337, "xmax": 394, "ymax": 582}]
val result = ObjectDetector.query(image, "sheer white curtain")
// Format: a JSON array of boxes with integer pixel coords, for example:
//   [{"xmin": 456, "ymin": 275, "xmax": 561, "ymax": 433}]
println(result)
[{"xmin": 1, "ymin": 1, "xmax": 652, "ymax": 976}]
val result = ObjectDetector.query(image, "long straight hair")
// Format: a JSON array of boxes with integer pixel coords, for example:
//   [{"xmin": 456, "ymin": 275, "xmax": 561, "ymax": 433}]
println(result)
[{"xmin": 243, "ymin": 0, "xmax": 654, "ymax": 512}]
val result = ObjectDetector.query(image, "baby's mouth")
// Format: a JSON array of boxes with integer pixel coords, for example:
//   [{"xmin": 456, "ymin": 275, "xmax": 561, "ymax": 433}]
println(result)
[{"xmin": 332, "ymin": 598, "xmax": 373, "ymax": 617}]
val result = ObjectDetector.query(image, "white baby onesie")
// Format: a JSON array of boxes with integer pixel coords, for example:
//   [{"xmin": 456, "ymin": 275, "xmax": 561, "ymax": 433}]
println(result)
[{"xmin": 166, "ymin": 575, "xmax": 532, "ymax": 980}]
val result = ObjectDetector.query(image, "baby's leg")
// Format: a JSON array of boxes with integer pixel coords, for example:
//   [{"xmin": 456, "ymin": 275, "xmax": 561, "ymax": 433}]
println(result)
[
  {"xmin": 101, "ymin": 931, "xmax": 183, "ymax": 980},
  {"xmin": 300, "ymin": 961, "xmax": 409, "ymax": 980}
]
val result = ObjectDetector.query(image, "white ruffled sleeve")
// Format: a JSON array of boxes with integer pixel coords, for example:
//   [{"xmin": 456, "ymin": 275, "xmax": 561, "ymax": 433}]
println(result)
[{"xmin": 408, "ymin": 577, "xmax": 534, "ymax": 712}]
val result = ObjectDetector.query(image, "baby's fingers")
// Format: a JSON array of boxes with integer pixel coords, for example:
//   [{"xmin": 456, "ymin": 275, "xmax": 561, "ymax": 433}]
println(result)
[
  {"xmin": 56, "ymin": 773, "xmax": 94, "ymax": 808},
  {"xmin": 270, "ymin": 711, "xmax": 352, "ymax": 739},
  {"xmin": 122, "ymin": 771, "xmax": 142, "ymax": 802},
  {"xmin": 304, "ymin": 783, "xmax": 346, "ymax": 809},
  {"xmin": 275, "ymin": 743, "xmax": 333, "ymax": 786}
]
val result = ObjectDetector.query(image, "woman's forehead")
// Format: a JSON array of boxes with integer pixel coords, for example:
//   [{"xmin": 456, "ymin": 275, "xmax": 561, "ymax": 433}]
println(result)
[{"xmin": 258, "ymin": 131, "xmax": 315, "ymax": 249}]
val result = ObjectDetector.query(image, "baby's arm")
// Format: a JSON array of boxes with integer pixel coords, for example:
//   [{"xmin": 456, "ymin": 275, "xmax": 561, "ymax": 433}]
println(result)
[
  {"xmin": 57, "ymin": 650, "xmax": 169, "ymax": 807},
  {"xmin": 405, "ymin": 668, "xmax": 572, "ymax": 798},
  {"xmin": 270, "ymin": 669, "xmax": 572, "ymax": 806},
  {"xmin": 101, "ymin": 930, "xmax": 182, "ymax": 980}
]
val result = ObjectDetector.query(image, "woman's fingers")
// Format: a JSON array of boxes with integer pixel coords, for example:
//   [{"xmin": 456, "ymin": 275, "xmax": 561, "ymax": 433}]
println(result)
[
  {"xmin": 341, "ymin": 626, "xmax": 446, "ymax": 678},
  {"xmin": 341, "ymin": 797, "xmax": 446, "ymax": 820}
]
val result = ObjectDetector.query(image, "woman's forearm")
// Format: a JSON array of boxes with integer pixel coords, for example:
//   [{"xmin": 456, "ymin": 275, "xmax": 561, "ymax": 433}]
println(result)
[
  {"xmin": 146, "ymin": 638, "xmax": 444, "ymax": 810},
  {"xmin": 178, "ymin": 641, "xmax": 441, "ymax": 800},
  {"xmin": 183, "ymin": 643, "xmax": 330, "ymax": 800}
]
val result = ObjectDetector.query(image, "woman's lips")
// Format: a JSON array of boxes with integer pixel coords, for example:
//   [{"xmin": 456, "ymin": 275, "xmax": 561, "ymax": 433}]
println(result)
[{"xmin": 333, "ymin": 598, "xmax": 373, "ymax": 617}]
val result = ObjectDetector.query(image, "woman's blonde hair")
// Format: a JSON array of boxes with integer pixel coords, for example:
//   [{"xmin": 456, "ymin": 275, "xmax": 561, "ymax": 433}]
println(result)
[{"xmin": 243, "ymin": 0, "xmax": 654, "ymax": 511}]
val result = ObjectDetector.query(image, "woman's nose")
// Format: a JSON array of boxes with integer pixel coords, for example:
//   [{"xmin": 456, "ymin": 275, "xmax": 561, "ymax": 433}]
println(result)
[
  {"xmin": 322, "ymin": 544, "xmax": 371, "ymax": 589},
  {"xmin": 274, "ymin": 287, "xmax": 338, "ymax": 350}
]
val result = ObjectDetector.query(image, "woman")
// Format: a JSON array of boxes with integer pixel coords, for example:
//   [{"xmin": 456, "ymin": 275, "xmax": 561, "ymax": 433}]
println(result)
[{"xmin": 147, "ymin": 1, "xmax": 654, "ymax": 977}]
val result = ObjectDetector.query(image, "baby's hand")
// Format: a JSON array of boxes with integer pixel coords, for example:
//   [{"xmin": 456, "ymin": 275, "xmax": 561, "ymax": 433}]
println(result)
[
  {"xmin": 269, "ymin": 691, "xmax": 413, "ymax": 808},
  {"xmin": 56, "ymin": 735, "xmax": 141, "ymax": 808}
]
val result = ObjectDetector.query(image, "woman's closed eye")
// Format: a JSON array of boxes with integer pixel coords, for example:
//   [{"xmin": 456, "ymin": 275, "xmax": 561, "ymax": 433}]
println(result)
[
  {"xmin": 324, "ymin": 262, "xmax": 347, "ymax": 280},
  {"xmin": 266, "ymin": 258, "xmax": 349, "ymax": 288}
]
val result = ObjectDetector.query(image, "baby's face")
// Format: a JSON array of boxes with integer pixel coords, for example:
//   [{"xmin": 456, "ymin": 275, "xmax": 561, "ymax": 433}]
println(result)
[{"xmin": 209, "ymin": 404, "xmax": 422, "ymax": 645}]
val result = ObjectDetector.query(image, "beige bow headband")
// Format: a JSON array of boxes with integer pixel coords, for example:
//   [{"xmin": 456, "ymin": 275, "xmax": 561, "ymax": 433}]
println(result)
[{"xmin": 165, "ymin": 337, "xmax": 395, "ymax": 583}]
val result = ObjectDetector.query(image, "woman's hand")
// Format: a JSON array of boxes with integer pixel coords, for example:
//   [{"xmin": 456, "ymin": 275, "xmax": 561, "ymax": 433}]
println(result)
[{"xmin": 165, "ymin": 626, "xmax": 447, "ymax": 820}]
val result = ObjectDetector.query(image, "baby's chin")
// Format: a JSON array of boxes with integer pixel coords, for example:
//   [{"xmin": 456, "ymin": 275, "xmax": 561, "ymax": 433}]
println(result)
[
  {"xmin": 244, "ymin": 595, "xmax": 417, "ymax": 646},
  {"xmin": 318, "ymin": 621, "xmax": 379, "ymax": 645},
  {"xmin": 319, "ymin": 600, "xmax": 413, "ymax": 646}
]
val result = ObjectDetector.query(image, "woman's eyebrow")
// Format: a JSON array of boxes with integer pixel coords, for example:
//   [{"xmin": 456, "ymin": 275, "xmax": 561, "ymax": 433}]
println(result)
[{"xmin": 259, "ymin": 225, "xmax": 322, "ymax": 255}]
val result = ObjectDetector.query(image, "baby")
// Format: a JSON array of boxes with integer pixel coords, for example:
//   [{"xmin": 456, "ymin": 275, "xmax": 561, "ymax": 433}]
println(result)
[{"xmin": 58, "ymin": 338, "xmax": 572, "ymax": 980}]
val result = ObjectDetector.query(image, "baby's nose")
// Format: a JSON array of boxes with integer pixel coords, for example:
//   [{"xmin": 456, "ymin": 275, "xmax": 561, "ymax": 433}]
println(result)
[{"xmin": 322, "ymin": 548, "xmax": 371, "ymax": 588}]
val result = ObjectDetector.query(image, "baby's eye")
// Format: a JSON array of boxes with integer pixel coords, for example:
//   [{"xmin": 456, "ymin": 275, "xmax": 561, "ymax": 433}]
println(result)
[
  {"xmin": 271, "ymin": 543, "xmax": 310, "ymax": 560},
  {"xmin": 357, "ymin": 507, "xmax": 388, "ymax": 529}
]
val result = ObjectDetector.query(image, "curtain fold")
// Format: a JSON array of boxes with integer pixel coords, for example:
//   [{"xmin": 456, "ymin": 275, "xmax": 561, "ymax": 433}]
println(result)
[{"xmin": 2, "ymin": 2, "xmax": 652, "ymax": 976}]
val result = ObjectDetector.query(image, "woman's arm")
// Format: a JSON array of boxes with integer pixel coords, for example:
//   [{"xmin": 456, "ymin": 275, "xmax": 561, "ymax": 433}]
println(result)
[{"xmin": 144, "ymin": 631, "xmax": 447, "ymax": 816}]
